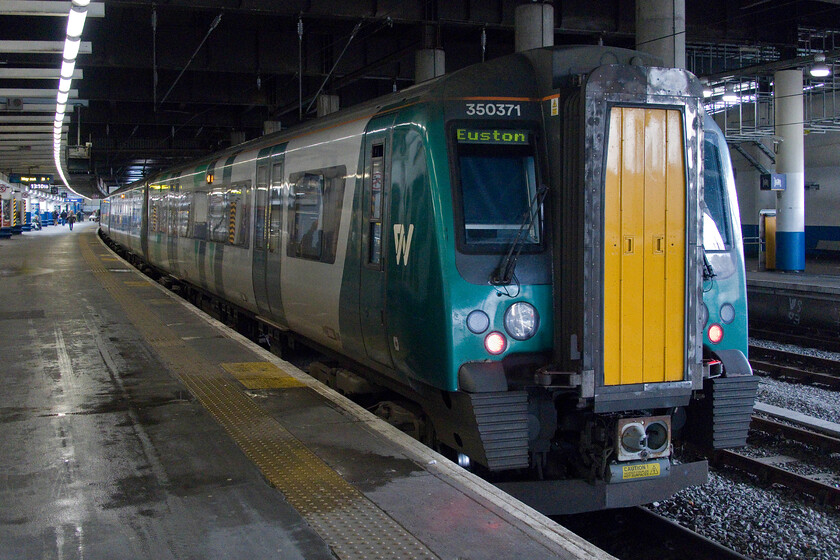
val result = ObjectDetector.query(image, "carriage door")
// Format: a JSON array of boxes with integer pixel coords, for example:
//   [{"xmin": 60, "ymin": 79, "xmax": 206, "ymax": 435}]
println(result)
[
  {"xmin": 360, "ymin": 115, "xmax": 395, "ymax": 367},
  {"xmin": 252, "ymin": 146, "xmax": 287, "ymax": 322}
]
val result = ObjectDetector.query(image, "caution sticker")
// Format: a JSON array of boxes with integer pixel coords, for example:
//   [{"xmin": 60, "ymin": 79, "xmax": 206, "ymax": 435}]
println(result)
[{"xmin": 622, "ymin": 462, "xmax": 661, "ymax": 480}]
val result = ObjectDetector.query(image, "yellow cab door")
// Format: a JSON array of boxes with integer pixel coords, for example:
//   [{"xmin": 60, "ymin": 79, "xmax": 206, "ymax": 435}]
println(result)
[{"xmin": 603, "ymin": 107, "xmax": 686, "ymax": 386}]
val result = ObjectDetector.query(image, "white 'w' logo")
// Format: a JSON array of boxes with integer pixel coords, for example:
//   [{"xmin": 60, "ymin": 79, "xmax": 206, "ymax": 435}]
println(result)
[{"xmin": 393, "ymin": 223, "xmax": 414, "ymax": 265}]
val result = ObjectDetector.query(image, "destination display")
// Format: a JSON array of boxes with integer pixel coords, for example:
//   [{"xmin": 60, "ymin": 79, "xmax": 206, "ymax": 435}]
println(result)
[{"xmin": 455, "ymin": 128, "xmax": 530, "ymax": 145}]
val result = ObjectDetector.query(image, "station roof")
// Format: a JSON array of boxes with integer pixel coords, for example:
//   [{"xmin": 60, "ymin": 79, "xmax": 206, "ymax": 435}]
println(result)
[{"xmin": 1, "ymin": 0, "xmax": 839, "ymax": 199}]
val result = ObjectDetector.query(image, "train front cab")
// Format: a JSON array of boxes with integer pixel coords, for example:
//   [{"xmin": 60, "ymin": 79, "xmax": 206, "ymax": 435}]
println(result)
[{"xmin": 434, "ymin": 48, "xmax": 756, "ymax": 515}]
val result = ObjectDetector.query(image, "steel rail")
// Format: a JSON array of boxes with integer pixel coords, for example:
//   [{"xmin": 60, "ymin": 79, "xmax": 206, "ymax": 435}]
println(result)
[
  {"xmin": 751, "ymin": 415, "xmax": 840, "ymax": 454},
  {"xmin": 713, "ymin": 449, "xmax": 840, "ymax": 506}
]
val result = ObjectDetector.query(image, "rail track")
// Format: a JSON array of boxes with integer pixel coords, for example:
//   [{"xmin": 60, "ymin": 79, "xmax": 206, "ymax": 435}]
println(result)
[
  {"xmin": 749, "ymin": 326, "xmax": 840, "ymax": 354},
  {"xmin": 556, "ymin": 506, "xmax": 750, "ymax": 560},
  {"xmin": 749, "ymin": 344, "xmax": 840, "ymax": 390},
  {"xmin": 712, "ymin": 408, "xmax": 840, "ymax": 507}
]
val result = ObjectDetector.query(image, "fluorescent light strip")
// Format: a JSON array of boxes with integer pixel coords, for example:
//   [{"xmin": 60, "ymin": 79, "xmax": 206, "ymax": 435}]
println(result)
[{"xmin": 54, "ymin": 2, "xmax": 89, "ymax": 199}]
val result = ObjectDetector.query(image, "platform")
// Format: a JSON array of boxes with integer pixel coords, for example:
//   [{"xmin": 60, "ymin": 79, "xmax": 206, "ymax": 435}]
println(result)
[
  {"xmin": 0, "ymin": 223, "xmax": 612, "ymax": 560},
  {"xmin": 746, "ymin": 256, "xmax": 840, "ymax": 336}
]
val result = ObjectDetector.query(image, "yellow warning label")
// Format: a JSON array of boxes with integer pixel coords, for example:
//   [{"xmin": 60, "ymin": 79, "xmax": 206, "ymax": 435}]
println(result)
[
  {"xmin": 221, "ymin": 361, "xmax": 305, "ymax": 389},
  {"xmin": 622, "ymin": 462, "xmax": 661, "ymax": 480},
  {"xmin": 550, "ymin": 97, "xmax": 559, "ymax": 116}
]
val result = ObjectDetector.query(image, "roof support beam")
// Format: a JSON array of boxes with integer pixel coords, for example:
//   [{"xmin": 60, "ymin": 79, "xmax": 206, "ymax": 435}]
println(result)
[
  {"xmin": 0, "ymin": 126, "xmax": 69, "ymax": 132},
  {"xmin": 0, "ymin": 2, "xmax": 104, "ymax": 17},
  {"xmin": 0, "ymin": 89, "xmax": 78, "ymax": 99},
  {"xmin": 0, "ymin": 115, "xmax": 69, "ymax": 123},
  {"xmin": 0, "ymin": 68, "xmax": 83, "ymax": 80},
  {"xmin": 0, "ymin": 40, "xmax": 92, "ymax": 55}
]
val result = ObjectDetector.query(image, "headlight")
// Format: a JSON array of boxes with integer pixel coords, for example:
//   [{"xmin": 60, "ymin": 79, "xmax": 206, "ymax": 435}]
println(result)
[
  {"xmin": 504, "ymin": 302, "xmax": 538, "ymax": 341},
  {"xmin": 466, "ymin": 310, "xmax": 490, "ymax": 334},
  {"xmin": 719, "ymin": 303, "xmax": 735, "ymax": 324}
]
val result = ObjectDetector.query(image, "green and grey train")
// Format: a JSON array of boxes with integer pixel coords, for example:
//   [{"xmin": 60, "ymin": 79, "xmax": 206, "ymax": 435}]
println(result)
[{"xmin": 100, "ymin": 46, "xmax": 756, "ymax": 514}]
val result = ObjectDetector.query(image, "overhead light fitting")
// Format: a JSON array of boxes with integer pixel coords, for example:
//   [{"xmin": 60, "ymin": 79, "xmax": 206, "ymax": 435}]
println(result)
[
  {"xmin": 810, "ymin": 53, "xmax": 831, "ymax": 78},
  {"xmin": 66, "ymin": 6, "xmax": 89, "ymax": 38},
  {"xmin": 722, "ymin": 83, "xmax": 740, "ymax": 103},
  {"xmin": 54, "ymin": 0, "xmax": 91, "ymax": 199}
]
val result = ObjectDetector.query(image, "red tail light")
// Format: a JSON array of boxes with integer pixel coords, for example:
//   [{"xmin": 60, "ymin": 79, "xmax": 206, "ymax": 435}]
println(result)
[
  {"xmin": 484, "ymin": 331, "xmax": 507, "ymax": 355},
  {"xmin": 707, "ymin": 323, "xmax": 724, "ymax": 344}
]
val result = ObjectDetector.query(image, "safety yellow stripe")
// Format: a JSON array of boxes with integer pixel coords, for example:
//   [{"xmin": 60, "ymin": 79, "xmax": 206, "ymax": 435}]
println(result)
[
  {"xmin": 80, "ymin": 233, "xmax": 438, "ymax": 560},
  {"xmin": 221, "ymin": 361, "xmax": 306, "ymax": 389}
]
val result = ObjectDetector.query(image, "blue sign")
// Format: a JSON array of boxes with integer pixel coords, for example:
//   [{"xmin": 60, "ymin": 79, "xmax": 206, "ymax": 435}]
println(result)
[{"xmin": 760, "ymin": 173, "xmax": 787, "ymax": 191}]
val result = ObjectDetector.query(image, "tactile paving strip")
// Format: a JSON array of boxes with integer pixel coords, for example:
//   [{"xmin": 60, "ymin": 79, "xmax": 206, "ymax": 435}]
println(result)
[
  {"xmin": 80, "ymin": 234, "xmax": 438, "ymax": 560},
  {"xmin": 221, "ymin": 361, "xmax": 307, "ymax": 389}
]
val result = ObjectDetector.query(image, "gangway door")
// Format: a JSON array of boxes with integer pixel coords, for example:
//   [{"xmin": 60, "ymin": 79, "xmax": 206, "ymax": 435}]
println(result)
[{"xmin": 603, "ymin": 107, "xmax": 687, "ymax": 385}]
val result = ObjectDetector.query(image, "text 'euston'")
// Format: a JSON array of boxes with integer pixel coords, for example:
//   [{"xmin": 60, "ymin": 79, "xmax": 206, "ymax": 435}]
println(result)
[{"xmin": 456, "ymin": 128, "xmax": 529, "ymax": 145}]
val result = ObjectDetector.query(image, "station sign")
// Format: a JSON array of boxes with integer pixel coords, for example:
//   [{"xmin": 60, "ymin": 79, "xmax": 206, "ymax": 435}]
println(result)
[
  {"xmin": 8, "ymin": 173, "xmax": 53, "ymax": 186},
  {"xmin": 760, "ymin": 173, "xmax": 786, "ymax": 191}
]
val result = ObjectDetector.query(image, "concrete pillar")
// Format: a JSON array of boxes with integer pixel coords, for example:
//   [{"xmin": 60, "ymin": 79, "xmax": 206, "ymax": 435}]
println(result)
[
  {"xmin": 415, "ymin": 49, "xmax": 445, "ymax": 83},
  {"xmin": 515, "ymin": 2, "xmax": 554, "ymax": 52},
  {"xmin": 635, "ymin": 0, "xmax": 686, "ymax": 68},
  {"xmin": 774, "ymin": 69, "xmax": 805, "ymax": 271},
  {"xmin": 316, "ymin": 94, "xmax": 339, "ymax": 117}
]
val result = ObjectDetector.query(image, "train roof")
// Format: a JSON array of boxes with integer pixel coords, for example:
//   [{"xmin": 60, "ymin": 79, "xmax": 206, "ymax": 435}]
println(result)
[{"xmin": 106, "ymin": 45, "xmax": 688, "ymax": 198}]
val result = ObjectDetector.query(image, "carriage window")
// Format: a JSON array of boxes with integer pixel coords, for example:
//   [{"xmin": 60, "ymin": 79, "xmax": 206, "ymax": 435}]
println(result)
[
  {"xmin": 191, "ymin": 191, "xmax": 208, "ymax": 239},
  {"xmin": 208, "ymin": 188, "xmax": 228, "ymax": 243},
  {"xmin": 178, "ymin": 189, "xmax": 191, "ymax": 237},
  {"xmin": 255, "ymin": 165, "xmax": 269, "ymax": 249},
  {"xmin": 453, "ymin": 127, "xmax": 541, "ymax": 250},
  {"xmin": 268, "ymin": 161, "xmax": 284, "ymax": 252},
  {"xmin": 288, "ymin": 165, "xmax": 346, "ymax": 263},
  {"xmin": 703, "ymin": 138, "xmax": 732, "ymax": 251},
  {"xmin": 167, "ymin": 182, "xmax": 180, "ymax": 236},
  {"xmin": 369, "ymin": 142, "xmax": 385, "ymax": 266},
  {"xmin": 229, "ymin": 181, "xmax": 251, "ymax": 247},
  {"xmin": 149, "ymin": 186, "xmax": 165, "ymax": 233}
]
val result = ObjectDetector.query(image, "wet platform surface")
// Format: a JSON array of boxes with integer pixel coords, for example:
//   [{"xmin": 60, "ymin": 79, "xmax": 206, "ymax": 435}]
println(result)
[{"xmin": 0, "ymin": 223, "xmax": 610, "ymax": 560}]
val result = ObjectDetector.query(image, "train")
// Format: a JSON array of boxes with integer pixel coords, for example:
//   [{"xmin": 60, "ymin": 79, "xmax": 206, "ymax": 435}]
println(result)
[{"xmin": 100, "ymin": 45, "xmax": 756, "ymax": 515}]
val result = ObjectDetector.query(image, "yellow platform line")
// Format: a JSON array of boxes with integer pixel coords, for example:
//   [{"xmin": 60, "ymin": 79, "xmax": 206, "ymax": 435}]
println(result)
[
  {"xmin": 221, "ymin": 361, "xmax": 306, "ymax": 389},
  {"xmin": 80, "ymin": 232, "xmax": 436, "ymax": 560}
]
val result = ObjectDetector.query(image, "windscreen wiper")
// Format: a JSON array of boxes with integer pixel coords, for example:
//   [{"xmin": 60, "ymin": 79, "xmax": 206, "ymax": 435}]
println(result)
[
  {"xmin": 490, "ymin": 184, "xmax": 548, "ymax": 286},
  {"xmin": 703, "ymin": 251, "xmax": 716, "ymax": 280}
]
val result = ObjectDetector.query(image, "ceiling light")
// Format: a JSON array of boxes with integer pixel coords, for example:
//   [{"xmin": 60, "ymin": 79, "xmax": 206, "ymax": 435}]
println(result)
[
  {"xmin": 58, "ymin": 77, "xmax": 72, "ymax": 93},
  {"xmin": 60, "ymin": 60, "xmax": 75, "ymax": 79},
  {"xmin": 63, "ymin": 37, "xmax": 81, "ymax": 61},
  {"xmin": 722, "ymin": 83, "xmax": 739, "ymax": 103},
  {"xmin": 66, "ymin": 7, "xmax": 88, "ymax": 38},
  {"xmin": 57, "ymin": 90, "xmax": 70, "ymax": 104},
  {"xmin": 810, "ymin": 53, "xmax": 831, "ymax": 78}
]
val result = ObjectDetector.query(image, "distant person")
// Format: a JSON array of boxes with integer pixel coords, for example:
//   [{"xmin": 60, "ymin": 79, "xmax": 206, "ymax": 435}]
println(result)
[
  {"xmin": 68, "ymin": 212, "xmax": 77, "ymax": 231},
  {"xmin": 60, "ymin": 210, "xmax": 67, "ymax": 226},
  {"xmin": 52, "ymin": 209, "xmax": 58, "ymax": 224}
]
